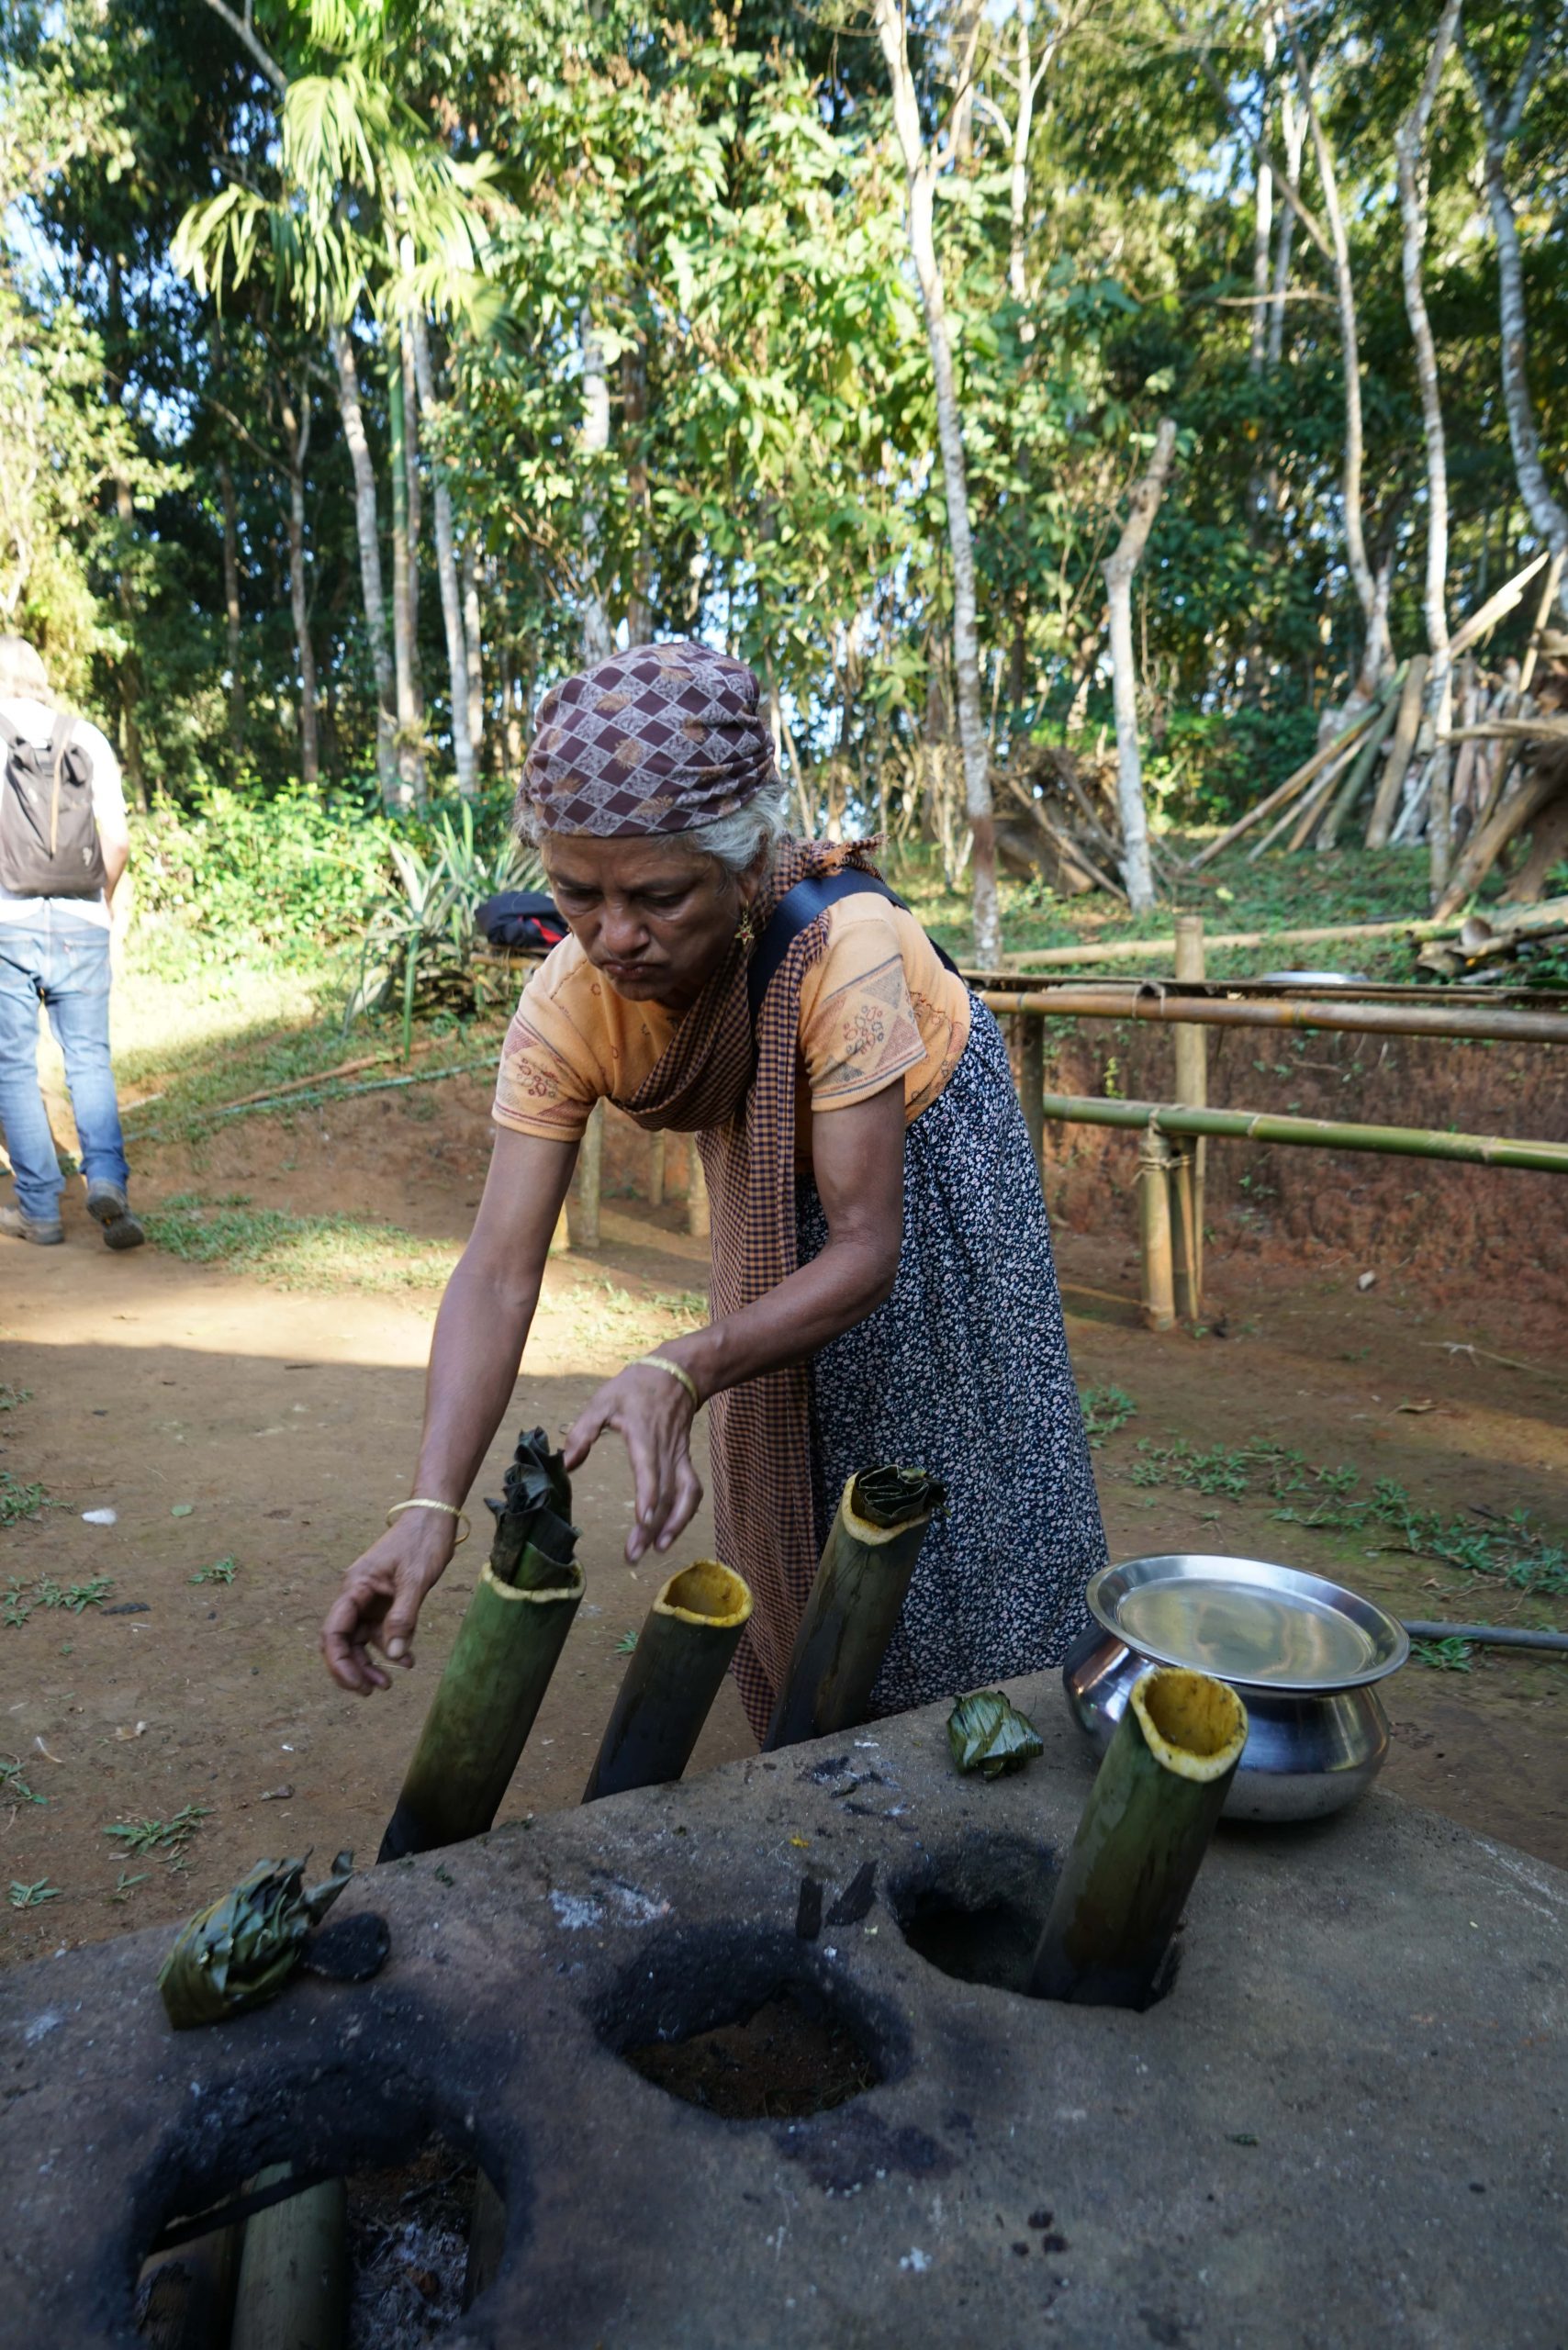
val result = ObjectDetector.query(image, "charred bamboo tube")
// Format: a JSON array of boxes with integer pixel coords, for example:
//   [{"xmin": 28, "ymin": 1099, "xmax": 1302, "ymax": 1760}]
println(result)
[
  {"xmin": 764, "ymin": 1467, "xmax": 945, "ymax": 1750},
  {"xmin": 1038, "ymin": 1092, "xmax": 1568, "ymax": 1174},
  {"xmin": 136, "ymin": 2222, "xmax": 242, "ymax": 2350},
  {"xmin": 583, "ymin": 1561, "xmax": 753, "ymax": 1802},
  {"xmin": 377, "ymin": 1429, "xmax": 584, "ymax": 1861},
  {"xmin": 1030, "ymin": 1667, "xmax": 1248, "ymax": 2008},
  {"xmin": 230, "ymin": 2170, "xmax": 348, "ymax": 2350}
]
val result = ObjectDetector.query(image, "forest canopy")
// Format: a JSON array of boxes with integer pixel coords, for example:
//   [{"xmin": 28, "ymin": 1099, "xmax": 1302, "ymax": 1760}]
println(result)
[{"xmin": 3, "ymin": 0, "xmax": 1564, "ymax": 880}]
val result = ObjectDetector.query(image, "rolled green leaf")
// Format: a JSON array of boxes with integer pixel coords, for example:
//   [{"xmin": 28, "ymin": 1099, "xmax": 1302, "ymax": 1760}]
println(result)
[
  {"xmin": 583, "ymin": 1560, "xmax": 753, "ymax": 1803},
  {"xmin": 947, "ymin": 1689, "xmax": 1045, "ymax": 1778},
  {"xmin": 764, "ymin": 1466, "xmax": 944, "ymax": 1751},
  {"xmin": 377, "ymin": 1427, "xmax": 584, "ymax": 1861},
  {"xmin": 158, "ymin": 1852, "xmax": 353, "ymax": 2031},
  {"xmin": 1030, "ymin": 1666, "xmax": 1248, "ymax": 2009}
]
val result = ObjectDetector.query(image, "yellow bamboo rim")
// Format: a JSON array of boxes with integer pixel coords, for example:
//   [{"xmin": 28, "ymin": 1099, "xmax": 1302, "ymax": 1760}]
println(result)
[
  {"xmin": 1131, "ymin": 1667, "xmax": 1249, "ymax": 1783},
  {"xmin": 836, "ymin": 1472, "xmax": 935, "ymax": 1548},
  {"xmin": 478, "ymin": 1558, "xmax": 585, "ymax": 1606},
  {"xmin": 654, "ymin": 1559, "xmax": 753, "ymax": 1629}
]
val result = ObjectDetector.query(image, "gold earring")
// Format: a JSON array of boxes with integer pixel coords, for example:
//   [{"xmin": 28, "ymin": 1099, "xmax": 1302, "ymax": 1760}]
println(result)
[{"xmin": 735, "ymin": 905, "xmax": 760, "ymax": 949}]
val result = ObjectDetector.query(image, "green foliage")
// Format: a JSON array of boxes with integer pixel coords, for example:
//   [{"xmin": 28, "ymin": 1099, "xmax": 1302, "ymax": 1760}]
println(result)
[
  {"xmin": 1080, "ymin": 1385, "xmax": 1137, "ymax": 1448},
  {"xmin": 1412, "ymin": 1637, "xmax": 1475, "ymax": 1673},
  {"xmin": 0, "ymin": 1472, "xmax": 50, "ymax": 1527},
  {"xmin": 189, "ymin": 1557, "xmax": 238, "ymax": 1585},
  {"xmin": 344, "ymin": 798, "xmax": 543, "ymax": 1032},
  {"xmin": 8, "ymin": 1878, "xmax": 60, "ymax": 1908},
  {"xmin": 143, "ymin": 1192, "xmax": 460, "ymax": 1292},
  {"xmin": 0, "ymin": 1758, "xmax": 43, "ymax": 1806},
  {"xmin": 104, "ymin": 1804, "xmax": 211, "ymax": 1862},
  {"xmin": 134, "ymin": 783, "xmax": 394, "ymax": 953}
]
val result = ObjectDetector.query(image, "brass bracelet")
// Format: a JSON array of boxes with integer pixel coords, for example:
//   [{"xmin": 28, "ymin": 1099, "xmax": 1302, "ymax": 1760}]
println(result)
[
  {"xmin": 386, "ymin": 1497, "xmax": 471, "ymax": 1545},
  {"xmin": 638, "ymin": 1354, "xmax": 700, "ymax": 1410}
]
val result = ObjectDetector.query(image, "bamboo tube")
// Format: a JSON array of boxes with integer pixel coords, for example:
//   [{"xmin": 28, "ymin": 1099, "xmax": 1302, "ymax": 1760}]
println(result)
[
  {"xmin": 1188, "ymin": 699, "xmax": 1385, "ymax": 868},
  {"xmin": 1037, "ymin": 1091, "xmax": 1568, "ymax": 1174},
  {"xmin": 377, "ymin": 1429, "xmax": 584, "ymax": 1861},
  {"xmin": 1018, "ymin": 1010, "xmax": 1046, "ymax": 1178},
  {"xmin": 1365, "ymin": 655, "xmax": 1429, "ymax": 846},
  {"xmin": 230, "ymin": 2170, "xmax": 348, "ymax": 2350},
  {"xmin": 1137, "ymin": 1127, "xmax": 1176, "ymax": 1332},
  {"xmin": 1030, "ymin": 1667, "xmax": 1248, "ymax": 2008},
  {"xmin": 136, "ymin": 2223, "xmax": 242, "ymax": 2350},
  {"xmin": 582, "ymin": 1560, "xmax": 752, "ymax": 1802},
  {"xmin": 764, "ymin": 1467, "xmax": 945, "ymax": 1750},
  {"xmin": 1169, "ymin": 1150, "xmax": 1200, "ymax": 1326},
  {"xmin": 1171, "ymin": 915, "xmax": 1205, "ymax": 1304},
  {"xmin": 981, "ymin": 988, "xmax": 1568, "ymax": 1046},
  {"xmin": 1316, "ymin": 676, "xmax": 1405, "ymax": 850}
]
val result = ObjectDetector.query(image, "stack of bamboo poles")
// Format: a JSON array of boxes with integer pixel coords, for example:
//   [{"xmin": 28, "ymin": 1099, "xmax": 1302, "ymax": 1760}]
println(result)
[
  {"xmin": 1192, "ymin": 551, "xmax": 1568, "ymax": 890},
  {"xmin": 995, "ymin": 739, "xmax": 1184, "ymax": 903}
]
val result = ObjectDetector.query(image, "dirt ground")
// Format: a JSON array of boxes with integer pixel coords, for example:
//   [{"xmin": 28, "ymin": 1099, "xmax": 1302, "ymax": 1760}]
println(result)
[{"xmin": 2, "ymin": 1068, "xmax": 1565, "ymax": 1973}]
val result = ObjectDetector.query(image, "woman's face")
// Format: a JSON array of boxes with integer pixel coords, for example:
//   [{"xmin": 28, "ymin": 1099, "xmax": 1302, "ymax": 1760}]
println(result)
[{"xmin": 541, "ymin": 835, "xmax": 764, "ymax": 1011}]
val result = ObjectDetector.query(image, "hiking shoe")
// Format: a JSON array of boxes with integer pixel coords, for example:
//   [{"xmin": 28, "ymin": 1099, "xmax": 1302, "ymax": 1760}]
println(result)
[
  {"xmin": 86, "ymin": 1182, "xmax": 146, "ymax": 1251},
  {"xmin": 0, "ymin": 1204, "xmax": 63, "ymax": 1247}
]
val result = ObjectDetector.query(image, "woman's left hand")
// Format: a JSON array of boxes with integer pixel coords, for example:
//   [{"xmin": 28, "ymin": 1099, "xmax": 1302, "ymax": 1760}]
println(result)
[{"xmin": 563, "ymin": 1360, "xmax": 703, "ymax": 1562}]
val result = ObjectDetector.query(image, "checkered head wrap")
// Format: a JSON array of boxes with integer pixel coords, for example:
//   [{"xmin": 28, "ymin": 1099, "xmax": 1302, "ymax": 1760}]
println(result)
[{"xmin": 520, "ymin": 639, "xmax": 779, "ymax": 837}]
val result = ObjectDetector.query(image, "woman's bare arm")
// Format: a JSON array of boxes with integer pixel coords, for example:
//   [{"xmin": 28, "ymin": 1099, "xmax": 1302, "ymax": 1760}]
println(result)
[
  {"xmin": 320, "ymin": 1126, "xmax": 577, "ymax": 1693},
  {"xmin": 563, "ymin": 1079, "xmax": 907, "ymax": 1561}
]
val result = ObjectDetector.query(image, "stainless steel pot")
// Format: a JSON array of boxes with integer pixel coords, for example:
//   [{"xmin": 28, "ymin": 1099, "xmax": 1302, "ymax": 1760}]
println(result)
[{"xmin": 1063, "ymin": 1555, "xmax": 1407, "ymax": 1823}]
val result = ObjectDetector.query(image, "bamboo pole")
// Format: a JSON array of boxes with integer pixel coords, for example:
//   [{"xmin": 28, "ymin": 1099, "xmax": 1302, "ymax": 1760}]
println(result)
[
  {"xmin": 1137, "ymin": 1127, "xmax": 1177, "ymax": 1331},
  {"xmin": 1365, "ymin": 654, "xmax": 1429, "ymax": 846},
  {"xmin": 987, "ymin": 913, "xmax": 1459, "ymax": 970},
  {"xmin": 1277, "ymin": 750, "xmax": 1353, "ymax": 856},
  {"xmin": 1446, "ymin": 547, "xmax": 1549, "ymax": 661},
  {"xmin": 1029, "ymin": 1668, "xmax": 1248, "ymax": 2008},
  {"xmin": 1018, "ymin": 1010, "xmax": 1046, "ymax": 1178},
  {"xmin": 980, "ymin": 987, "xmax": 1568, "ymax": 1046},
  {"xmin": 1038, "ymin": 1091, "xmax": 1568, "ymax": 1174},
  {"xmin": 230, "ymin": 2169, "xmax": 348, "ymax": 2350},
  {"xmin": 1188, "ymin": 699, "xmax": 1384, "ymax": 868},
  {"xmin": 1170, "ymin": 914, "xmax": 1205, "ymax": 1305},
  {"xmin": 1170, "ymin": 1150, "xmax": 1201, "ymax": 1326},
  {"xmin": 377, "ymin": 1429, "xmax": 584, "ymax": 1861},
  {"xmin": 1316, "ymin": 675, "xmax": 1406, "ymax": 850},
  {"xmin": 582, "ymin": 1561, "xmax": 752, "ymax": 1802},
  {"xmin": 764, "ymin": 1467, "xmax": 945, "ymax": 1750},
  {"xmin": 574, "ymin": 1102, "xmax": 603, "ymax": 1251}
]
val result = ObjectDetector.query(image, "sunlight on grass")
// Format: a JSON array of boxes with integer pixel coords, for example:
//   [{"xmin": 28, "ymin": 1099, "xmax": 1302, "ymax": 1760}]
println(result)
[{"xmin": 143, "ymin": 1192, "xmax": 460, "ymax": 1294}]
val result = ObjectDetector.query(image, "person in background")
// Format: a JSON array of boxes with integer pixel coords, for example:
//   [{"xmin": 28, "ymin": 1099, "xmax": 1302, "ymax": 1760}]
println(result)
[{"xmin": 0, "ymin": 635, "xmax": 143, "ymax": 1249}]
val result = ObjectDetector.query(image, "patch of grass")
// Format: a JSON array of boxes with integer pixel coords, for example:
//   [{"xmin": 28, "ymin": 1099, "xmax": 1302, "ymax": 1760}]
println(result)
[
  {"xmin": 0, "ymin": 1757, "xmax": 42, "ymax": 1807},
  {"xmin": 109, "ymin": 1869, "xmax": 149, "ymax": 1903},
  {"xmin": 1080, "ymin": 1385, "xmax": 1137, "ymax": 1448},
  {"xmin": 189, "ymin": 1557, "xmax": 238, "ymax": 1586},
  {"xmin": 104, "ymin": 1803, "xmax": 211, "ymax": 1865},
  {"xmin": 143, "ymin": 1193, "xmax": 458, "ymax": 1294},
  {"xmin": 8, "ymin": 1878, "xmax": 60, "ymax": 1908},
  {"xmin": 1116, "ymin": 1435, "xmax": 1568, "ymax": 1596},
  {"xmin": 0, "ymin": 1471, "xmax": 50, "ymax": 1527},
  {"xmin": 562, "ymin": 1275, "xmax": 708, "ymax": 1353},
  {"xmin": 38, "ymin": 1575, "xmax": 115, "ymax": 1614},
  {"xmin": 1412, "ymin": 1636, "xmax": 1475, "ymax": 1672},
  {"xmin": 0, "ymin": 1383, "xmax": 30, "ymax": 1412},
  {"xmin": 614, "ymin": 1628, "xmax": 639, "ymax": 1654}
]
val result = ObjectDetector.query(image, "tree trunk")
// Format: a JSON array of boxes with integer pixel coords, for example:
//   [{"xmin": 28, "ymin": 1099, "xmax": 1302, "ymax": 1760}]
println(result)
[
  {"xmin": 1462, "ymin": 26, "xmax": 1568, "ymax": 614},
  {"xmin": 409, "ymin": 309, "xmax": 476, "ymax": 798},
  {"xmin": 386, "ymin": 343, "xmax": 425, "ymax": 803},
  {"xmin": 580, "ymin": 311, "xmax": 614, "ymax": 666},
  {"xmin": 461, "ymin": 548, "xmax": 485, "ymax": 771},
  {"xmin": 1265, "ymin": 87, "xmax": 1306, "ymax": 368},
  {"xmin": 217, "ymin": 453, "xmax": 244, "ymax": 758},
  {"xmin": 278, "ymin": 380, "xmax": 319, "ymax": 787},
  {"xmin": 1103, "ymin": 420, "xmax": 1178, "ymax": 913},
  {"xmin": 1292, "ymin": 41, "xmax": 1392, "ymax": 691},
  {"xmin": 1398, "ymin": 0, "xmax": 1462, "ymax": 769},
  {"xmin": 874, "ymin": 0, "xmax": 1000, "ymax": 964},
  {"xmin": 622, "ymin": 334, "xmax": 653, "ymax": 646},
  {"xmin": 1249, "ymin": 25, "xmax": 1275, "ymax": 375},
  {"xmin": 330, "ymin": 323, "xmax": 398, "ymax": 807},
  {"xmin": 400, "ymin": 319, "xmax": 421, "ymax": 696}
]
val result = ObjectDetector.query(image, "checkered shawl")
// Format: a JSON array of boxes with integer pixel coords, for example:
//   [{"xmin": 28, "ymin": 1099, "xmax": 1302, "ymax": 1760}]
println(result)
[
  {"xmin": 520, "ymin": 640, "xmax": 778, "ymax": 837},
  {"xmin": 620, "ymin": 834, "xmax": 883, "ymax": 1738}
]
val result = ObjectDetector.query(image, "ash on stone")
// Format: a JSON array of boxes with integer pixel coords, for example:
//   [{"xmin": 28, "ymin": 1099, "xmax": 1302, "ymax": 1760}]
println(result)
[{"xmin": 624, "ymin": 1988, "xmax": 880, "ymax": 2121}]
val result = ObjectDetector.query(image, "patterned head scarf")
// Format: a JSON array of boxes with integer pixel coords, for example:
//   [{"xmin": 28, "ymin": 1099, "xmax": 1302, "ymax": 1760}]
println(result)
[{"xmin": 519, "ymin": 639, "xmax": 779, "ymax": 838}]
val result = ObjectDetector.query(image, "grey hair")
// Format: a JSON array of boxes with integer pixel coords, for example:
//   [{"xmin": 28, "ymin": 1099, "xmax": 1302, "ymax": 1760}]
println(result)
[
  {"xmin": 0, "ymin": 636, "xmax": 51, "ymax": 705},
  {"xmin": 526, "ymin": 786, "xmax": 790, "ymax": 882}
]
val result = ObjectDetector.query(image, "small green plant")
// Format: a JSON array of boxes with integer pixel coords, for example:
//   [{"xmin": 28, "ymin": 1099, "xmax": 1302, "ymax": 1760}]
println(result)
[
  {"xmin": 0, "ymin": 1471, "xmax": 50, "ymax": 1526},
  {"xmin": 0, "ymin": 1383, "xmax": 30, "ymax": 1412},
  {"xmin": 110, "ymin": 1870, "xmax": 149, "ymax": 1902},
  {"xmin": 8, "ymin": 1878, "xmax": 60, "ymax": 1909},
  {"xmin": 1080, "ymin": 1386, "xmax": 1137, "ymax": 1448},
  {"xmin": 614, "ymin": 1628, "xmax": 639, "ymax": 1654},
  {"xmin": 104, "ymin": 1804, "xmax": 211, "ymax": 1863},
  {"xmin": 39, "ymin": 1575, "xmax": 115, "ymax": 1614},
  {"xmin": 0, "ymin": 1757, "xmax": 41, "ymax": 1806},
  {"xmin": 1412, "ymin": 1636, "xmax": 1475, "ymax": 1672},
  {"xmin": 189, "ymin": 1557, "xmax": 238, "ymax": 1586},
  {"xmin": 2, "ymin": 1583, "xmax": 32, "ymax": 1628}
]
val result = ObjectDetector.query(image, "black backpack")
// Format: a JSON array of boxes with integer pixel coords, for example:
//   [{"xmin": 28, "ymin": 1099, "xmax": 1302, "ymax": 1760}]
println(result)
[
  {"xmin": 0, "ymin": 711, "xmax": 106, "ymax": 898},
  {"xmin": 474, "ymin": 890, "xmax": 568, "ymax": 952}
]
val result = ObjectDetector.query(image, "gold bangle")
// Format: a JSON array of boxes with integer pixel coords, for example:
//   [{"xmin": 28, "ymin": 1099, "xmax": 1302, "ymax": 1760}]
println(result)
[
  {"xmin": 386, "ymin": 1497, "xmax": 471, "ymax": 1545},
  {"xmin": 638, "ymin": 1354, "xmax": 700, "ymax": 1410}
]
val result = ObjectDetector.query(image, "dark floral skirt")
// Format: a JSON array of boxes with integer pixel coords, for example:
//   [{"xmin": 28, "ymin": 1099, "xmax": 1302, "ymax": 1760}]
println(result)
[{"xmin": 797, "ymin": 1000, "xmax": 1106, "ymax": 1716}]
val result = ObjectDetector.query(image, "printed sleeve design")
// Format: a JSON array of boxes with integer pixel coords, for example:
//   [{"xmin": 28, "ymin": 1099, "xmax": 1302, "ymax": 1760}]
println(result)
[
  {"xmin": 492, "ymin": 1009, "xmax": 599, "ymax": 1139},
  {"xmin": 803, "ymin": 952, "xmax": 928, "ymax": 1107}
]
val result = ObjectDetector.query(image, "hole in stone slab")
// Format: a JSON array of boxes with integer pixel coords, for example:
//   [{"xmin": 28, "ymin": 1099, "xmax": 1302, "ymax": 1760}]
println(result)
[
  {"xmin": 599, "ymin": 1926, "xmax": 902, "ymax": 2121},
  {"xmin": 891, "ymin": 1832, "xmax": 1181, "ymax": 2010},
  {"xmin": 134, "ymin": 2121, "xmax": 510, "ymax": 2345}
]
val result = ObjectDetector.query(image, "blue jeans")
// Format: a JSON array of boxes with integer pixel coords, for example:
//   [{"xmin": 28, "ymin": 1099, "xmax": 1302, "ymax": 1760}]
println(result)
[{"xmin": 0, "ymin": 915, "xmax": 129, "ymax": 1221}]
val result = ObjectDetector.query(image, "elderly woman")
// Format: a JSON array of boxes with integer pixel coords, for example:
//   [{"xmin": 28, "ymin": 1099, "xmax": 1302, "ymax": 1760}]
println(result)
[{"xmin": 323, "ymin": 640, "xmax": 1105, "ymax": 1736}]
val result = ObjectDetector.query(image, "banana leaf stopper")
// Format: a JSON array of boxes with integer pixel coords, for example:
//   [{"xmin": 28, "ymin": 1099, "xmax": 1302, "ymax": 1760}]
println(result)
[
  {"xmin": 158, "ymin": 1851, "xmax": 354, "ymax": 2031},
  {"xmin": 850, "ymin": 1465, "xmax": 947, "ymax": 1528},
  {"xmin": 947, "ymin": 1690, "xmax": 1045, "ymax": 1778},
  {"xmin": 487, "ymin": 1425, "xmax": 578, "ymax": 1590}
]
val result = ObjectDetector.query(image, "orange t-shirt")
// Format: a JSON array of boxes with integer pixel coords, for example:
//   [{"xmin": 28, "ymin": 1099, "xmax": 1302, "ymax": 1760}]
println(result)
[{"xmin": 491, "ymin": 895, "xmax": 970, "ymax": 1148}]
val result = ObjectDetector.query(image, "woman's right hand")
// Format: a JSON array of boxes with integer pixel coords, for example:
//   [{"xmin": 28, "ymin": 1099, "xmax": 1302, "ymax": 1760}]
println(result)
[{"xmin": 320, "ymin": 1513, "xmax": 457, "ymax": 1695}]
